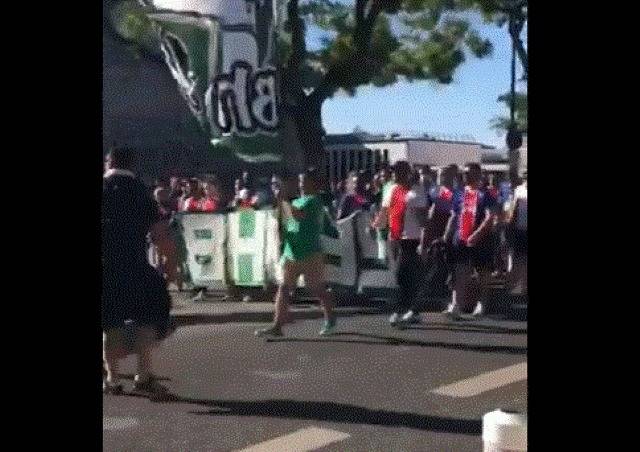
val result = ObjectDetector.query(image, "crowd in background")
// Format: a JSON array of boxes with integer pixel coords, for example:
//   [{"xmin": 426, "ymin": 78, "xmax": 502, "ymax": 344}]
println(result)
[{"xmin": 148, "ymin": 164, "xmax": 527, "ymax": 294}]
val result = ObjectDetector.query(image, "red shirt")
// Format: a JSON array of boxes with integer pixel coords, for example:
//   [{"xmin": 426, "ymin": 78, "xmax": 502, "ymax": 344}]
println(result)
[
  {"xmin": 201, "ymin": 198, "xmax": 218, "ymax": 212},
  {"xmin": 388, "ymin": 185, "xmax": 410, "ymax": 241},
  {"xmin": 459, "ymin": 187, "xmax": 479, "ymax": 243}
]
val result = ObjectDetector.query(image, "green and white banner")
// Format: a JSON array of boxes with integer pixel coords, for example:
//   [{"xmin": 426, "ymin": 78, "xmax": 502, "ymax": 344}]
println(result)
[
  {"xmin": 264, "ymin": 209, "xmax": 284, "ymax": 284},
  {"xmin": 227, "ymin": 209, "xmax": 269, "ymax": 287},
  {"xmin": 147, "ymin": 0, "xmax": 283, "ymax": 163},
  {"xmin": 354, "ymin": 211, "xmax": 398, "ymax": 292},
  {"xmin": 181, "ymin": 213, "xmax": 227, "ymax": 289},
  {"xmin": 320, "ymin": 213, "xmax": 358, "ymax": 289}
]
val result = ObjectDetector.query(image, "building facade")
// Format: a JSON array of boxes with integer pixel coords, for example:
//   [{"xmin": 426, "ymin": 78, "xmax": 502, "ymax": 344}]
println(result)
[{"xmin": 324, "ymin": 134, "xmax": 491, "ymax": 183}]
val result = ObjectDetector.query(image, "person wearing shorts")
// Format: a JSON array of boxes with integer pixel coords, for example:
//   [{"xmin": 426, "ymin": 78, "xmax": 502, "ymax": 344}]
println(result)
[
  {"xmin": 255, "ymin": 168, "xmax": 337, "ymax": 337},
  {"xmin": 102, "ymin": 147, "xmax": 173, "ymax": 395},
  {"xmin": 443, "ymin": 163, "xmax": 498, "ymax": 319}
]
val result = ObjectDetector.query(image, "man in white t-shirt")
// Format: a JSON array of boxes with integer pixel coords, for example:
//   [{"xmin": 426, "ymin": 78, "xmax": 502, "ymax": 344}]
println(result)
[
  {"xmin": 372, "ymin": 161, "xmax": 429, "ymax": 327},
  {"xmin": 506, "ymin": 173, "xmax": 527, "ymax": 295}
]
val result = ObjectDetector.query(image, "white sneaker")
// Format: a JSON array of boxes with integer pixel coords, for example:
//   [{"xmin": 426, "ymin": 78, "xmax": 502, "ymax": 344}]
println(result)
[
  {"xmin": 401, "ymin": 310, "xmax": 421, "ymax": 324},
  {"xmin": 389, "ymin": 313, "xmax": 400, "ymax": 326},
  {"xmin": 444, "ymin": 303, "xmax": 462, "ymax": 320},
  {"xmin": 471, "ymin": 302, "xmax": 484, "ymax": 317}
]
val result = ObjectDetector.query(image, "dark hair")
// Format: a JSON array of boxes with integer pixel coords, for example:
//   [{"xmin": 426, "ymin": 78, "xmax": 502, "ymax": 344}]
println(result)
[
  {"xmin": 108, "ymin": 146, "xmax": 134, "ymax": 170},
  {"xmin": 393, "ymin": 160, "xmax": 412, "ymax": 180},
  {"xmin": 303, "ymin": 167, "xmax": 321, "ymax": 183},
  {"xmin": 302, "ymin": 166, "xmax": 320, "ymax": 187},
  {"xmin": 467, "ymin": 163, "xmax": 481, "ymax": 172}
]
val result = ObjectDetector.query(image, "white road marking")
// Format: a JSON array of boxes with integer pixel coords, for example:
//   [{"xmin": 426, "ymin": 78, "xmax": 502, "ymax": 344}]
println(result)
[
  {"xmin": 252, "ymin": 370, "xmax": 301, "ymax": 380},
  {"xmin": 235, "ymin": 426, "xmax": 351, "ymax": 452},
  {"xmin": 103, "ymin": 416, "xmax": 139, "ymax": 431},
  {"xmin": 431, "ymin": 362, "xmax": 527, "ymax": 398}
]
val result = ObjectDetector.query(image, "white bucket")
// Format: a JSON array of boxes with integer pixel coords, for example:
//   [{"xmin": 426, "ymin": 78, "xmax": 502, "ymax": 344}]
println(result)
[{"xmin": 482, "ymin": 409, "xmax": 527, "ymax": 451}]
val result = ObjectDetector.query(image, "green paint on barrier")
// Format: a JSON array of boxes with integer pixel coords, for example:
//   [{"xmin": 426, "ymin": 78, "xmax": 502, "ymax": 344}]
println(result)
[
  {"xmin": 194, "ymin": 229, "xmax": 212, "ymax": 240},
  {"xmin": 237, "ymin": 254, "xmax": 254, "ymax": 284},
  {"xmin": 239, "ymin": 210, "xmax": 256, "ymax": 239}
]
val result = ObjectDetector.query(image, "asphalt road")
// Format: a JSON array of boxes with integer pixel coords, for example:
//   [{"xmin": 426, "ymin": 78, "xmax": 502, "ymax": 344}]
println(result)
[{"xmin": 103, "ymin": 313, "xmax": 527, "ymax": 451}]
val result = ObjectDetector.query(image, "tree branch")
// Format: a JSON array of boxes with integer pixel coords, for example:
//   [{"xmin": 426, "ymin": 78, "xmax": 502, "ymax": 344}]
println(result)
[{"xmin": 309, "ymin": 1, "xmax": 383, "ymax": 104}]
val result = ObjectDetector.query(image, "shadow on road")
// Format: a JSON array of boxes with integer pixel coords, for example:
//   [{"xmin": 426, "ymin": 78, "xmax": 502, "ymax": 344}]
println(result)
[
  {"xmin": 405, "ymin": 323, "xmax": 527, "ymax": 335},
  {"xmin": 117, "ymin": 374, "xmax": 172, "ymax": 382},
  {"xmin": 266, "ymin": 333, "xmax": 526, "ymax": 355},
  {"xmin": 181, "ymin": 398, "xmax": 481, "ymax": 435}
]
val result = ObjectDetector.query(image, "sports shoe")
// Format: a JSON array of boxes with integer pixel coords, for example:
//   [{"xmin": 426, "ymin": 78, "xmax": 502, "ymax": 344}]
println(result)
[
  {"xmin": 103, "ymin": 380, "xmax": 124, "ymax": 395},
  {"xmin": 444, "ymin": 303, "xmax": 462, "ymax": 320},
  {"xmin": 389, "ymin": 313, "xmax": 401, "ymax": 327},
  {"xmin": 400, "ymin": 310, "xmax": 421, "ymax": 325},
  {"xmin": 255, "ymin": 324, "xmax": 283, "ymax": 337},
  {"xmin": 319, "ymin": 318, "xmax": 337, "ymax": 336},
  {"xmin": 133, "ymin": 376, "xmax": 168, "ymax": 395},
  {"xmin": 471, "ymin": 302, "xmax": 484, "ymax": 317}
]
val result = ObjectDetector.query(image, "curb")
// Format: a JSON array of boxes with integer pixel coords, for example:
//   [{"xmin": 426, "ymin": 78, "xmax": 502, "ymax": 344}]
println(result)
[{"xmin": 171, "ymin": 306, "xmax": 384, "ymax": 327}]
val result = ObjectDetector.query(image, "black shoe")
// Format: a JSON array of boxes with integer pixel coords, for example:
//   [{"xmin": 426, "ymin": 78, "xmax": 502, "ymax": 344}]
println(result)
[
  {"xmin": 133, "ymin": 376, "xmax": 168, "ymax": 394},
  {"xmin": 103, "ymin": 380, "xmax": 124, "ymax": 395}
]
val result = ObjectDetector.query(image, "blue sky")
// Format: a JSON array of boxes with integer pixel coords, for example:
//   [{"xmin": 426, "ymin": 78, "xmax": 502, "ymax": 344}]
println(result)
[{"xmin": 305, "ymin": 9, "xmax": 527, "ymax": 149}]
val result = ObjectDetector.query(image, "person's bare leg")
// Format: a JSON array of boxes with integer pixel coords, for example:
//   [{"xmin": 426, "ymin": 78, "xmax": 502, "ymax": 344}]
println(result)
[
  {"xmin": 134, "ymin": 327, "xmax": 157, "ymax": 382},
  {"xmin": 136, "ymin": 345, "xmax": 152, "ymax": 383},
  {"xmin": 273, "ymin": 284, "xmax": 292, "ymax": 327},
  {"xmin": 103, "ymin": 329, "xmax": 127, "ymax": 391},
  {"xmin": 315, "ymin": 286, "xmax": 334, "ymax": 322}
]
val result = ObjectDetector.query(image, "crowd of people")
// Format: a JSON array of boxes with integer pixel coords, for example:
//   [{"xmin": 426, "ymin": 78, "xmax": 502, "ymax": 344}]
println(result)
[
  {"xmin": 148, "ymin": 162, "xmax": 526, "ymax": 303},
  {"xmin": 150, "ymin": 170, "xmax": 284, "ymax": 216},
  {"xmin": 102, "ymin": 146, "xmax": 528, "ymax": 394}
]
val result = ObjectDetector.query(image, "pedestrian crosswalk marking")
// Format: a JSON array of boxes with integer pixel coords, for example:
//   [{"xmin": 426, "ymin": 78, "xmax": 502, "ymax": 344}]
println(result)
[
  {"xmin": 103, "ymin": 416, "xmax": 139, "ymax": 431},
  {"xmin": 431, "ymin": 362, "xmax": 527, "ymax": 398},
  {"xmin": 235, "ymin": 426, "xmax": 350, "ymax": 452}
]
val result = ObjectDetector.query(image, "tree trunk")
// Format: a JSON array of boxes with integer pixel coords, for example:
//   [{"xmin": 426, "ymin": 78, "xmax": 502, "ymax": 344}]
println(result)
[
  {"xmin": 508, "ymin": 148, "xmax": 521, "ymax": 182},
  {"xmin": 290, "ymin": 97, "xmax": 327, "ymax": 184}
]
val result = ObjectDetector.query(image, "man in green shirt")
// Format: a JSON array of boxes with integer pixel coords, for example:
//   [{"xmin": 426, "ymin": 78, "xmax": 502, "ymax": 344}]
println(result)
[{"xmin": 255, "ymin": 168, "xmax": 337, "ymax": 337}]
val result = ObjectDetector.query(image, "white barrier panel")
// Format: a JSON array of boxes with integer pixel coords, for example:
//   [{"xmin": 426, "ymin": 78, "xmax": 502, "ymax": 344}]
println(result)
[
  {"xmin": 482, "ymin": 409, "xmax": 527, "ymax": 451},
  {"xmin": 181, "ymin": 213, "xmax": 227, "ymax": 290},
  {"xmin": 321, "ymin": 213, "xmax": 357, "ymax": 288},
  {"xmin": 264, "ymin": 209, "xmax": 283, "ymax": 285},
  {"xmin": 353, "ymin": 211, "xmax": 398, "ymax": 292},
  {"xmin": 227, "ymin": 209, "xmax": 269, "ymax": 287}
]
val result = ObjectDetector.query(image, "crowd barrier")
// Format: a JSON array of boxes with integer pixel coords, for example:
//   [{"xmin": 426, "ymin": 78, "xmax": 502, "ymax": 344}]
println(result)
[
  {"xmin": 180, "ymin": 213, "xmax": 227, "ymax": 290},
  {"xmin": 353, "ymin": 211, "xmax": 398, "ymax": 294},
  {"xmin": 159, "ymin": 208, "xmax": 391, "ymax": 295},
  {"xmin": 157, "ymin": 208, "xmax": 525, "ymax": 299},
  {"xmin": 227, "ymin": 209, "xmax": 269, "ymax": 287},
  {"xmin": 320, "ymin": 214, "xmax": 358, "ymax": 289}
]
